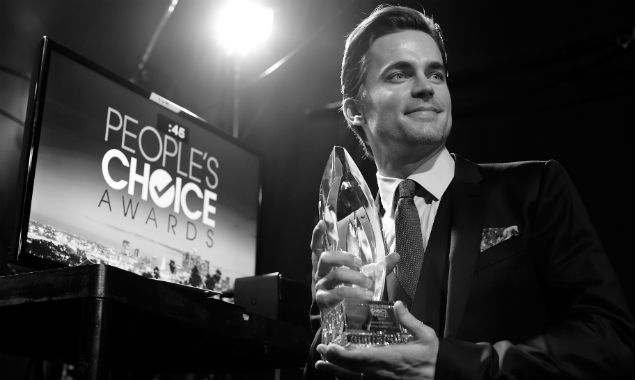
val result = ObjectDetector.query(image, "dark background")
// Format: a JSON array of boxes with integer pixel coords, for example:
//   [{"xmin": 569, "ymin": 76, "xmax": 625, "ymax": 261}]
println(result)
[{"xmin": 0, "ymin": 0, "xmax": 633, "ymax": 312}]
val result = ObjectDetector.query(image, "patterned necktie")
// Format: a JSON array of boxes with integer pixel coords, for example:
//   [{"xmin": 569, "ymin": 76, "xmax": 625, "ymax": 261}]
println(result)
[{"xmin": 394, "ymin": 179, "xmax": 426, "ymax": 301}]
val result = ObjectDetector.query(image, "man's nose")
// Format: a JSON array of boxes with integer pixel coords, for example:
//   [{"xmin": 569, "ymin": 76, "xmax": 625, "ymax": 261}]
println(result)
[{"xmin": 411, "ymin": 75, "xmax": 434, "ymax": 98}]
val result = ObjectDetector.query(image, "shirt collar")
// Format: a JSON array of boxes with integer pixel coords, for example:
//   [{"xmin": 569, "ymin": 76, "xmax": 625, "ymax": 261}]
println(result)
[{"xmin": 376, "ymin": 147, "xmax": 455, "ymax": 217}]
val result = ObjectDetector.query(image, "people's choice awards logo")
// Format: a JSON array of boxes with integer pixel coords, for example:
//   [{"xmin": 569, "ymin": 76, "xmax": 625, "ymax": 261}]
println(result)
[{"xmin": 98, "ymin": 106, "xmax": 218, "ymax": 247}]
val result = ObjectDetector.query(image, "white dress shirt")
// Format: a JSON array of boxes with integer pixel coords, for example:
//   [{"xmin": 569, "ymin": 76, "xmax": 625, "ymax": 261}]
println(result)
[{"xmin": 377, "ymin": 147, "xmax": 455, "ymax": 255}]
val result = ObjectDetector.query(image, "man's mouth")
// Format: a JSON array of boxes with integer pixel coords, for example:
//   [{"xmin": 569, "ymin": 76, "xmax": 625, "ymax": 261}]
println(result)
[{"xmin": 405, "ymin": 105, "xmax": 441, "ymax": 114}]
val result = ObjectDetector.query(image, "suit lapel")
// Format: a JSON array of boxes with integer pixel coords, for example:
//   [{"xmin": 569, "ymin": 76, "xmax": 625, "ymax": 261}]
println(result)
[{"xmin": 443, "ymin": 155, "xmax": 483, "ymax": 338}]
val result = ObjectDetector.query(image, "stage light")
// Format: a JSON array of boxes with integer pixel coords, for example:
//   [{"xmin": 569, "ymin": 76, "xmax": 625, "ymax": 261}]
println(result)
[
  {"xmin": 214, "ymin": 1, "xmax": 273, "ymax": 56},
  {"xmin": 213, "ymin": 1, "xmax": 273, "ymax": 138}
]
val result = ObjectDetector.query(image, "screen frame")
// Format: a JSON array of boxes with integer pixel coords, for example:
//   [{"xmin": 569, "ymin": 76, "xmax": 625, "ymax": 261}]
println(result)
[{"xmin": 12, "ymin": 36, "xmax": 263, "ymax": 276}]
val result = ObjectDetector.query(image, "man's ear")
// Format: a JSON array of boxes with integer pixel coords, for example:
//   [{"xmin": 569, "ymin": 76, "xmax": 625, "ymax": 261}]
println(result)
[{"xmin": 342, "ymin": 98, "xmax": 365, "ymax": 127}]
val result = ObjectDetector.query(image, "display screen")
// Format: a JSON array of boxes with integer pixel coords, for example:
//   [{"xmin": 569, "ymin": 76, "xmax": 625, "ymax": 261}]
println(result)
[{"xmin": 18, "ymin": 39, "xmax": 261, "ymax": 292}]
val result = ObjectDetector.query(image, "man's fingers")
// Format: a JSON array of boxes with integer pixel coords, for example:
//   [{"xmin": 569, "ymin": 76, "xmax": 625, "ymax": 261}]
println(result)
[
  {"xmin": 316, "ymin": 278, "xmax": 375, "ymax": 313},
  {"xmin": 385, "ymin": 251, "xmax": 400, "ymax": 273},
  {"xmin": 394, "ymin": 300, "xmax": 434, "ymax": 340},
  {"xmin": 317, "ymin": 344, "xmax": 362, "ymax": 369},
  {"xmin": 316, "ymin": 266, "xmax": 373, "ymax": 290},
  {"xmin": 315, "ymin": 270, "xmax": 374, "ymax": 313},
  {"xmin": 316, "ymin": 251, "xmax": 362, "ymax": 279},
  {"xmin": 316, "ymin": 344, "xmax": 378, "ymax": 373},
  {"xmin": 311, "ymin": 218, "xmax": 339, "ymax": 256},
  {"xmin": 316, "ymin": 285, "xmax": 374, "ymax": 310},
  {"xmin": 315, "ymin": 359, "xmax": 362, "ymax": 380},
  {"xmin": 310, "ymin": 220, "xmax": 328, "ymax": 255}
]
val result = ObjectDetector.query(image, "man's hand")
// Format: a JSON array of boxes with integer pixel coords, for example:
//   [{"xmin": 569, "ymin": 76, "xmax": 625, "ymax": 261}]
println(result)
[
  {"xmin": 315, "ymin": 301, "xmax": 439, "ymax": 380},
  {"xmin": 311, "ymin": 220, "xmax": 373, "ymax": 315},
  {"xmin": 311, "ymin": 220, "xmax": 400, "ymax": 316}
]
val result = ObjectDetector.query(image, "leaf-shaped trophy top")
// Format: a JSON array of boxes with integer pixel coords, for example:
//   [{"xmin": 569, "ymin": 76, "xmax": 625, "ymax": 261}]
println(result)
[{"xmin": 318, "ymin": 146, "xmax": 388, "ymax": 300}]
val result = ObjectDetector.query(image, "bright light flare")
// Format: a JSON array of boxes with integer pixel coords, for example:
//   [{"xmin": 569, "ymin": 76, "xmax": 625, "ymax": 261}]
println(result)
[{"xmin": 214, "ymin": 1, "xmax": 273, "ymax": 56}]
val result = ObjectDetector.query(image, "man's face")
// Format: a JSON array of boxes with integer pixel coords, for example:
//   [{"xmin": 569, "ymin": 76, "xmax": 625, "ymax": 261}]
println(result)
[{"xmin": 356, "ymin": 30, "xmax": 452, "ymax": 158}]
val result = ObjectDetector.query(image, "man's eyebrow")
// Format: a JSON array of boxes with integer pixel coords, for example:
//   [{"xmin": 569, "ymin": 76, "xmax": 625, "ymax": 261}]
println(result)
[
  {"xmin": 380, "ymin": 59, "xmax": 445, "ymax": 75},
  {"xmin": 380, "ymin": 61, "xmax": 414, "ymax": 75},
  {"xmin": 427, "ymin": 61, "xmax": 445, "ymax": 71}
]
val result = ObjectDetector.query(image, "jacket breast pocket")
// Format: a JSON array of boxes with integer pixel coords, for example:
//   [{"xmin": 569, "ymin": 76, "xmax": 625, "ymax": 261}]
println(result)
[{"xmin": 475, "ymin": 236, "xmax": 526, "ymax": 272}]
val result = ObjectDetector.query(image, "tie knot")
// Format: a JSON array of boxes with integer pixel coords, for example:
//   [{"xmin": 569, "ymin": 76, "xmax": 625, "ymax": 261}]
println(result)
[{"xmin": 397, "ymin": 179, "xmax": 418, "ymax": 198}]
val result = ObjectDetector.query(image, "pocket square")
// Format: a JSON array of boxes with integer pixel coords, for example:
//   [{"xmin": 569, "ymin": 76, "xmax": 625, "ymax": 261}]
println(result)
[{"xmin": 480, "ymin": 225, "xmax": 519, "ymax": 252}]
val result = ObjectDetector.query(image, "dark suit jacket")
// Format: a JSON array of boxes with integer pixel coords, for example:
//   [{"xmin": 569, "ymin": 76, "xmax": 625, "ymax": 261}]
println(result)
[{"xmin": 305, "ymin": 155, "xmax": 634, "ymax": 379}]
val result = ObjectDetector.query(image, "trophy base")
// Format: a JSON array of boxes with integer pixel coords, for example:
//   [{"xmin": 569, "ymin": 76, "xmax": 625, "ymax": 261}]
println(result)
[{"xmin": 321, "ymin": 298, "xmax": 413, "ymax": 348}]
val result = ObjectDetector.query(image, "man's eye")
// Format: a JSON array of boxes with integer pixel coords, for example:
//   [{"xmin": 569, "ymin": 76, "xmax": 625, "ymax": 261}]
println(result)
[
  {"xmin": 430, "ymin": 71, "xmax": 446, "ymax": 81},
  {"xmin": 388, "ymin": 71, "xmax": 408, "ymax": 81}
]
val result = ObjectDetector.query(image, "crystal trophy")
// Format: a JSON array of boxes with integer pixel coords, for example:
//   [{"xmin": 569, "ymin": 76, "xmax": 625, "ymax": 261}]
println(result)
[{"xmin": 318, "ymin": 146, "xmax": 412, "ymax": 348}]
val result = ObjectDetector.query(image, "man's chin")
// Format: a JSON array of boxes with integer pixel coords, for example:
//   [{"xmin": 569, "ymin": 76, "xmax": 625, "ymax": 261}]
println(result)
[{"xmin": 405, "ymin": 129, "xmax": 448, "ymax": 147}]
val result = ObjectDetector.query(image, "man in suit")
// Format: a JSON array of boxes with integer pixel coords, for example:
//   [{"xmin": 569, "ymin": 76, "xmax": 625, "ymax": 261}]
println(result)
[{"xmin": 306, "ymin": 5, "xmax": 633, "ymax": 379}]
